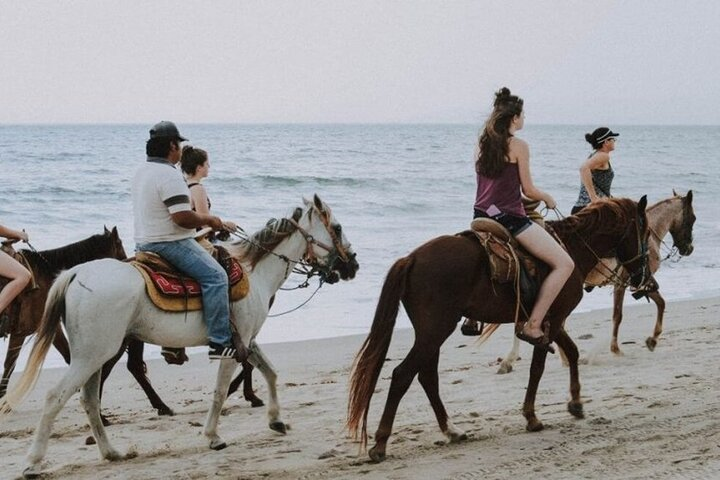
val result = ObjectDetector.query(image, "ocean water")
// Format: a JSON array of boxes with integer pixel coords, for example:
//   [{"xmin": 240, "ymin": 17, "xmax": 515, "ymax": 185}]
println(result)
[{"xmin": 1, "ymin": 124, "xmax": 718, "ymax": 370}]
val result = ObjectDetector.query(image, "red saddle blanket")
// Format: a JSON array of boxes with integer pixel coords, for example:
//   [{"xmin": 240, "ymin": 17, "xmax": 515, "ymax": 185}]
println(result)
[{"xmin": 131, "ymin": 249, "xmax": 250, "ymax": 312}]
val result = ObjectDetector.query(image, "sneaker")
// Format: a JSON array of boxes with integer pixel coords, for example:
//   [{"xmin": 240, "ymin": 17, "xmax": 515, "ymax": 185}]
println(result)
[{"xmin": 208, "ymin": 342, "xmax": 239, "ymax": 361}]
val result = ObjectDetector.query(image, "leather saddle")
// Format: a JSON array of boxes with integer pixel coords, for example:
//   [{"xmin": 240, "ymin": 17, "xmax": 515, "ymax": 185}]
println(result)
[
  {"xmin": 131, "ymin": 245, "xmax": 249, "ymax": 312},
  {"xmin": 468, "ymin": 218, "xmax": 540, "ymax": 310}
]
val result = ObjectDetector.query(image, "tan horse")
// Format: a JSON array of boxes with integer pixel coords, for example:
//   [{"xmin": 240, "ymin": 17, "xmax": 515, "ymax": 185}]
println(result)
[{"xmin": 496, "ymin": 191, "xmax": 695, "ymax": 374}]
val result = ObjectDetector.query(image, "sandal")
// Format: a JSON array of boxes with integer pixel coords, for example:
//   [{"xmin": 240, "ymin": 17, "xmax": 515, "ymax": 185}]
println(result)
[{"xmin": 516, "ymin": 326, "xmax": 555, "ymax": 354}]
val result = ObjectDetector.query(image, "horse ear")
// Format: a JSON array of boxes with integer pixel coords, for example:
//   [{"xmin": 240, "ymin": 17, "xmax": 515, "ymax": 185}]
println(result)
[
  {"xmin": 111, "ymin": 226, "xmax": 118, "ymax": 236},
  {"xmin": 672, "ymin": 188, "xmax": 678, "ymax": 196},
  {"xmin": 104, "ymin": 225, "xmax": 110, "ymax": 234},
  {"xmin": 638, "ymin": 195, "xmax": 648, "ymax": 213},
  {"xmin": 313, "ymin": 194, "xmax": 324, "ymax": 212},
  {"xmin": 686, "ymin": 190, "xmax": 693, "ymax": 203}
]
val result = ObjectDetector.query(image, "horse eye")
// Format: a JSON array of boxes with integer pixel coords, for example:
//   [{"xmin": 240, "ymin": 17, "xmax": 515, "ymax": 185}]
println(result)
[{"xmin": 333, "ymin": 224, "xmax": 342, "ymax": 235}]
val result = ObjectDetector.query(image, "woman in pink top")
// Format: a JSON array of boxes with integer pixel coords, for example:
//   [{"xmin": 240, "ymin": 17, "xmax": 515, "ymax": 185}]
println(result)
[{"xmin": 473, "ymin": 88, "xmax": 574, "ymax": 346}]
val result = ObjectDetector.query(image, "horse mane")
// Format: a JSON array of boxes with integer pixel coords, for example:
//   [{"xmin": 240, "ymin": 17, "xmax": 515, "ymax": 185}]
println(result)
[
  {"xmin": 230, "ymin": 207, "xmax": 303, "ymax": 269},
  {"xmin": 548, "ymin": 197, "xmax": 637, "ymax": 239},
  {"xmin": 20, "ymin": 232, "xmax": 113, "ymax": 278}
]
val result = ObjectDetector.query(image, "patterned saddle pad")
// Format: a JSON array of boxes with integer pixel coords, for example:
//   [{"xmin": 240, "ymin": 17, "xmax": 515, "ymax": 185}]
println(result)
[{"xmin": 131, "ymin": 247, "xmax": 249, "ymax": 312}]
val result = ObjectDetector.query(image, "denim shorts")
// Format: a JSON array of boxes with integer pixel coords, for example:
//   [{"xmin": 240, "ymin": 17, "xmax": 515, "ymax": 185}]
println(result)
[{"xmin": 474, "ymin": 209, "xmax": 533, "ymax": 236}]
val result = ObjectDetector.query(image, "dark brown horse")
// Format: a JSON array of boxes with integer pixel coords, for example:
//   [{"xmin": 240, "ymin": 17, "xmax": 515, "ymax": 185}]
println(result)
[
  {"xmin": 347, "ymin": 197, "xmax": 656, "ymax": 462},
  {"xmin": 0, "ymin": 227, "xmax": 127, "ymax": 398}
]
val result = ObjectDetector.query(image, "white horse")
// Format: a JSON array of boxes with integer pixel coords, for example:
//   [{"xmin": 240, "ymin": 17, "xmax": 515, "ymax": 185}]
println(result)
[
  {"xmin": 0, "ymin": 195, "xmax": 359, "ymax": 478},
  {"xmin": 493, "ymin": 191, "xmax": 695, "ymax": 374}
]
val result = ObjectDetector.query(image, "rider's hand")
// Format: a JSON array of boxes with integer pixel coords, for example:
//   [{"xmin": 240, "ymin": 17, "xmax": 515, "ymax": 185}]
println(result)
[
  {"xmin": 18, "ymin": 230, "xmax": 29, "ymax": 242},
  {"xmin": 207, "ymin": 216, "xmax": 224, "ymax": 231},
  {"xmin": 544, "ymin": 195, "xmax": 557, "ymax": 210},
  {"xmin": 221, "ymin": 221, "xmax": 237, "ymax": 232}
]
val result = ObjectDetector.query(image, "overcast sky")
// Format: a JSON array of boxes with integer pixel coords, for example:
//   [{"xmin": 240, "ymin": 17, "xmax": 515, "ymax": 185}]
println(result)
[{"xmin": 1, "ymin": 1, "xmax": 718, "ymax": 125}]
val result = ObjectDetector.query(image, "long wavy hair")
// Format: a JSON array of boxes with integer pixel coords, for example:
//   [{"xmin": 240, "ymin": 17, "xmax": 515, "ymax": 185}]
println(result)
[{"xmin": 475, "ymin": 87, "xmax": 524, "ymax": 178}]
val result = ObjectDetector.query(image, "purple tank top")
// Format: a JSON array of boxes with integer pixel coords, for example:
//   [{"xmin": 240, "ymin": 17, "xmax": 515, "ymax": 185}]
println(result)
[{"xmin": 474, "ymin": 162, "xmax": 525, "ymax": 217}]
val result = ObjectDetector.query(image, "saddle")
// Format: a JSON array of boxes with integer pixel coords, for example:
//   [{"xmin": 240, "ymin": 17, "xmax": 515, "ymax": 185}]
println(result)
[
  {"xmin": 131, "ymin": 245, "xmax": 250, "ymax": 312},
  {"xmin": 469, "ymin": 218, "xmax": 539, "ymax": 285}
]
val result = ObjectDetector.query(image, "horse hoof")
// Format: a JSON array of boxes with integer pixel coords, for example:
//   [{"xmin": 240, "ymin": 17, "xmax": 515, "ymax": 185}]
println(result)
[
  {"xmin": 496, "ymin": 363, "xmax": 513, "ymax": 375},
  {"xmin": 568, "ymin": 402, "xmax": 585, "ymax": 419},
  {"xmin": 85, "ymin": 435, "xmax": 97, "ymax": 445},
  {"xmin": 368, "ymin": 446, "xmax": 386, "ymax": 463},
  {"xmin": 526, "ymin": 420, "xmax": 545, "ymax": 432},
  {"xmin": 210, "ymin": 441, "xmax": 228, "ymax": 451},
  {"xmin": 106, "ymin": 449, "xmax": 124, "ymax": 461},
  {"xmin": 158, "ymin": 407, "xmax": 175, "ymax": 416},
  {"xmin": 249, "ymin": 398, "xmax": 265, "ymax": 408},
  {"xmin": 448, "ymin": 432, "xmax": 468, "ymax": 443},
  {"xmin": 269, "ymin": 421, "xmax": 287, "ymax": 434},
  {"xmin": 646, "ymin": 337, "xmax": 657, "ymax": 352},
  {"xmin": 23, "ymin": 466, "xmax": 41, "ymax": 479}
]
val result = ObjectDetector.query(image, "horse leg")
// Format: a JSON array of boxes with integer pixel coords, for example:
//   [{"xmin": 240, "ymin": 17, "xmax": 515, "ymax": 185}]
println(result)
[
  {"xmin": 497, "ymin": 336, "xmax": 520, "ymax": 374},
  {"xmin": 80, "ymin": 370, "xmax": 123, "ymax": 461},
  {"xmin": 241, "ymin": 361, "xmax": 264, "ymax": 407},
  {"xmin": 522, "ymin": 345, "xmax": 550, "ymax": 432},
  {"xmin": 125, "ymin": 340, "xmax": 174, "ymax": 416},
  {"xmin": 203, "ymin": 359, "xmax": 239, "ymax": 450},
  {"xmin": 51, "ymin": 326, "xmax": 71, "ymax": 364},
  {"xmin": 0, "ymin": 334, "xmax": 24, "ymax": 398},
  {"xmin": 25, "ymin": 363, "xmax": 105, "ymax": 477},
  {"xmin": 227, "ymin": 361, "xmax": 264, "ymax": 407},
  {"xmin": 370, "ymin": 343, "xmax": 424, "ymax": 463},
  {"xmin": 645, "ymin": 290, "xmax": 665, "ymax": 352},
  {"xmin": 611, "ymin": 285, "xmax": 626, "ymax": 355},
  {"xmin": 245, "ymin": 344, "xmax": 286, "ymax": 433},
  {"xmin": 553, "ymin": 329, "xmax": 584, "ymax": 419},
  {"xmin": 417, "ymin": 345, "xmax": 466, "ymax": 443}
]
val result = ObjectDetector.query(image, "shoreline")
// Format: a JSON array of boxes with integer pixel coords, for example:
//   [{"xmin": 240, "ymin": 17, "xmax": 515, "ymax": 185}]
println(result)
[
  {"xmin": 2, "ymin": 295, "xmax": 719, "ymax": 479},
  {"xmin": 5, "ymin": 289, "xmax": 719, "ymax": 373}
]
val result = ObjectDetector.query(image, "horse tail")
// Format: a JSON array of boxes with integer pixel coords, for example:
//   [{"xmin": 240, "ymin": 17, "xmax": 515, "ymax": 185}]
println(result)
[
  {"xmin": 347, "ymin": 255, "xmax": 413, "ymax": 449},
  {"xmin": 477, "ymin": 323, "xmax": 502, "ymax": 346},
  {"xmin": 0, "ymin": 271, "xmax": 75, "ymax": 414}
]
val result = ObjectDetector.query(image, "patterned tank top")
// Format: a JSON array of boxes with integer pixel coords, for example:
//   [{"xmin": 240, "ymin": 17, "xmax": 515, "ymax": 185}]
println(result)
[
  {"xmin": 474, "ymin": 162, "xmax": 525, "ymax": 217},
  {"xmin": 574, "ymin": 161, "xmax": 614, "ymax": 208}
]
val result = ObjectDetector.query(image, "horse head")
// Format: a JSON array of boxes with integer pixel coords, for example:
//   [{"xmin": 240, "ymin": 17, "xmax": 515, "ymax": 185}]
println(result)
[
  {"xmin": 295, "ymin": 194, "xmax": 359, "ymax": 284},
  {"xmin": 103, "ymin": 225, "xmax": 128, "ymax": 260},
  {"xmin": 669, "ymin": 190, "xmax": 695, "ymax": 256},
  {"xmin": 613, "ymin": 196, "xmax": 657, "ymax": 291}
]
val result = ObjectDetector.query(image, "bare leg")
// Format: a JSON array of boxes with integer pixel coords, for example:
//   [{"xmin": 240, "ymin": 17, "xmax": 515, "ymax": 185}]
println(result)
[
  {"xmin": 0, "ymin": 250, "xmax": 31, "ymax": 313},
  {"xmin": 515, "ymin": 224, "xmax": 575, "ymax": 339}
]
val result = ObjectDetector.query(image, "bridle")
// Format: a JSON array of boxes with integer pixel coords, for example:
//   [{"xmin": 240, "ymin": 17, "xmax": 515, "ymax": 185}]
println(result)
[{"xmin": 288, "ymin": 204, "xmax": 351, "ymax": 267}]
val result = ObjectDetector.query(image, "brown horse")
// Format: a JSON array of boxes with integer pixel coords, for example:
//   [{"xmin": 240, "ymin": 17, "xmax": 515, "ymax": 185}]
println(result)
[
  {"xmin": 0, "ymin": 227, "xmax": 127, "ymax": 398},
  {"xmin": 347, "ymin": 197, "xmax": 655, "ymax": 462}
]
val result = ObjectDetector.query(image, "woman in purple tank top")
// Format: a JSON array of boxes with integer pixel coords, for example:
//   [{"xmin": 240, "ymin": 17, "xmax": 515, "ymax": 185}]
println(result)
[{"xmin": 471, "ymin": 88, "xmax": 574, "ymax": 346}]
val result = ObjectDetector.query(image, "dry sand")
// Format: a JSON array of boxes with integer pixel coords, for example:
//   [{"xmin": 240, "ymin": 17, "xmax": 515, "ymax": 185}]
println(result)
[{"xmin": 1, "ymin": 296, "xmax": 719, "ymax": 479}]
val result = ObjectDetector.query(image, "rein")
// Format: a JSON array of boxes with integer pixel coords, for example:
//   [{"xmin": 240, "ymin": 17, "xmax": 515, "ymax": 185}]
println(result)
[
  {"xmin": 550, "ymin": 207, "xmax": 649, "ymax": 290},
  {"xmin": 227, "ymin": 205, "xmax": 350, "ymax": 317}
]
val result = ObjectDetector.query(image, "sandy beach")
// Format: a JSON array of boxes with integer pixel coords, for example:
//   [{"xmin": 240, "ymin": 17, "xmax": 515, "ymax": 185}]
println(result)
[{"xmin": 1, "ymin": 295, "xmax": 719, "ymax": 479}]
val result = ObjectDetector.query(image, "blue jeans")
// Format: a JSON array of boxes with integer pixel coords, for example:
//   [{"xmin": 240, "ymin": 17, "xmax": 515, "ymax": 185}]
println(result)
[{"xmin": 136, "ymin": 238, "xmax": 232, "ymax": 346}]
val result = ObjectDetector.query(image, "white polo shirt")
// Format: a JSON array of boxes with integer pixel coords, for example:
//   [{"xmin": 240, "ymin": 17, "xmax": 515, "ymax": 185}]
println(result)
[{"xmin": 132, "ymin": 157, "xmax": 195, "ymax": 243}]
